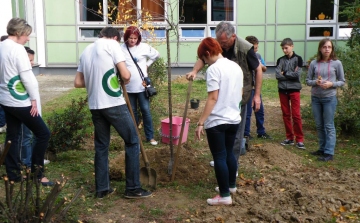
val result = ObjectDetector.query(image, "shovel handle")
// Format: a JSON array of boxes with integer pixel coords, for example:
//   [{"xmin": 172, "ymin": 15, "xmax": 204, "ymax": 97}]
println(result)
[
  {"xmin": 171, "ymin": 79, "xmax": 193, "ymax": 181},
  {"xmin": 120, "ymin": 81, "xmax": 150, "ymax": 167},
  {"xmin": 0, "ymin": 141, "xmax": 11, "ymax": 166}
]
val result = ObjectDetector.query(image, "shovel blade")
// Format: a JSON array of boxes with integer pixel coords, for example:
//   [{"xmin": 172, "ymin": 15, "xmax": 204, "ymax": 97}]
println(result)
[{"xmin": 140, "ymin": 167, "xmax": 157, "ymax": 189}]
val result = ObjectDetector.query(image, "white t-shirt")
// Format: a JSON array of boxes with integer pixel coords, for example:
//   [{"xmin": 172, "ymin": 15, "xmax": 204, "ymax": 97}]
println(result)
[
  {"xmin": 120, "ymin": 42, "xmax": 159, "ymax": 93},
  {"xmin": 0, "ymin": 39, "xmax": 40, "ymax": 107},
  {"xmin": 77, "ymin": 38, "xmax": 126, "ymax": 109},
  {"xmin": 204, "ymin": 57, "xmax": 243, "ymax": 129}
]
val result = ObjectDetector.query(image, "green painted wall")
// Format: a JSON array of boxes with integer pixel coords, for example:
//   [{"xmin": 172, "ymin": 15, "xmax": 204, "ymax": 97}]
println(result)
[
  {"xmin": 47, "ymin": 43, "xmax": 77, "ymax": 64},
  {"xmin": 277, "ymin": 25, "xmax": 306, "ymax": 40},
  {"xmin": 267, "ymin": 0, "xmax": 276, "ymax": 24},
  {"xmin": 265, "ymin": 42, "xmax": 276, "ymax": 63},
  {"xmin": 46, "ymin": 26, "xmax": 76, "ymax": 41},
  {"xmin": 237, "ymin": 26, "xmax": 265, "ymax": 40},
  {"xmin": 45, "ymin": 0, "xmax": 75, "ymax": 24},
  {"xmin": 178, "ymin": 42, "xmax": 199, "ymax": 63},
  {"xmin": 237, "ymin": 0, "xmax": 266, "ymax": 24},
  {"xmin": 277, "ymin": 0, "xmax": 306, "ymax": 23}
]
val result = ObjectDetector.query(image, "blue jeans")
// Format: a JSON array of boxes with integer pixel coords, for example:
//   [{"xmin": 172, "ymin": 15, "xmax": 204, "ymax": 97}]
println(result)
[
  {"xmin": 244, "ymin": 90, "xmax": 265, "ymax": 136},
  {"xmin": 206, "ymin": 124, "xmax": 238, "ymax": 197},
  {"xmin": 1, "ymin": 105, "xmax": 50, "ymax": 181},
  {"xmin": 19, "ymin": 124, "xmax": 34, "ymax": 167},
  {"xmin": 0, "ymin": 106, "xmax": 6, "ymax": 127},
  {"xmin": 233, "ymin": 103, "xmax": 247, "ymax": 163},
  {"xmin": 311, "ymin": 96, "xmax": 337, "ymax": 155},
  {"xmin": 90, "ymin": 105, "xmax": 141, "ymax": 192},
  {"xmin": 128, "ymin": 92, "xmax": 155, "ymax": 141}
]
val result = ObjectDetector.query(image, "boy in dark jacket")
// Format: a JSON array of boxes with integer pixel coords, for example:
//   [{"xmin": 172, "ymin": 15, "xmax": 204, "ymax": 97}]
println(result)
[{"xmin": 275, "ymin": 38, "xmax": 305, "ymax": 149}]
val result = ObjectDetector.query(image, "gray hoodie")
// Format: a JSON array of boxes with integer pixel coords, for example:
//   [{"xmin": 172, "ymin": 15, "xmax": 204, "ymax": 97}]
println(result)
[{"xmin": 306, "ymin": 59, "xmax": 345, "ymax": 98}]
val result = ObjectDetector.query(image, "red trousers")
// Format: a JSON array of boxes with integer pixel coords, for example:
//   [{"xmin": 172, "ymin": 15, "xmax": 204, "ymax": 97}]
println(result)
[{"xmin": 279, "ymin": 92, "xmax": 304, "ymax": 143}]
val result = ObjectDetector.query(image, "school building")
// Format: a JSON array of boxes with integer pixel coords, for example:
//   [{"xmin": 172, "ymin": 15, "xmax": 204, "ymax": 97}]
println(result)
[{"xmin": 0, "ymin": 0, "xmax": 353, "ymax": 74}]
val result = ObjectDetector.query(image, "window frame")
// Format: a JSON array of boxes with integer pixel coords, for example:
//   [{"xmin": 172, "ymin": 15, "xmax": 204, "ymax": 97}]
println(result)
[
  {"xmin": 306, "ymin": 0, "xmax": 338, "ymax": 24},
  {"xmin": 337, "ymin": 24, "xmax": 353, "ymax": 39},
  {"xmin": 77, "ymin": 0, "xmax": 107, "ymax": 25},
  {"xmin": 307, "ymin": 24, "xmax": 336, "ymax": 40}
]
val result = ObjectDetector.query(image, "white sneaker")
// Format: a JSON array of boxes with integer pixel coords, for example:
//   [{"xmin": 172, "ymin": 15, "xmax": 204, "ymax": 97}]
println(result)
[
  {"xmin": 209, "ymin": 160, "xmax": 214, "ymax": 167},
  {"xmin": 0, "ymin": 125, "xmax": 6, "ymax": 133},
  {"xmin": 150, "ymin": 140, "xmax": 158, "ymax": 146},
  {"xmin": 236, "ymin": 171, "xmax": 238, "ymax": 177},
  {"xmin": 44, "ymin": 159, "xmax": 50, "ymax": 165},
  {"xmin": 215, "ymin": 187, "xmax": 237, "ymax": 194},
  {"xmin": 207, "ymin": 195, "xmax": 232, "ymax": 206}
]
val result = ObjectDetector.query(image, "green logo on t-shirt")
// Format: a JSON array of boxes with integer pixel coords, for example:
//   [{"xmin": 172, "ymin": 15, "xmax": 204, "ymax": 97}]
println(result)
[
  {"xmin": 102, "ymin": 68, "xmax": 122, "ymax": 97},
  {"xmin": 7, "ymin": 75, "xmax": 29, "ymax": 100}
]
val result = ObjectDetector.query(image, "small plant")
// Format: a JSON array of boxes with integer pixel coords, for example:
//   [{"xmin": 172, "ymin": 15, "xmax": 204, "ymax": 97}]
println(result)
[
  {"xmin": 0, "ymin": 169, "xmax": 82, "ymax": 223},
  {"xmin": 46, "ymin": 97, "xmax": 92, "ymax": 156},
  {"xmin": 148, "ymin": 57, "xmax": 167, "ymax": 90}
]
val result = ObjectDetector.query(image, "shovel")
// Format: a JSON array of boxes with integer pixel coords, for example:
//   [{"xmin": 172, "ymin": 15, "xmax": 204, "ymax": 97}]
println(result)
[
  {"xmin": 0, "ymin": 141, "xmax": 11, "ymax": 166},
  {"xmin": 120, "ymin": 81, "xmax": 157, "ymax": 189},
  {"xmin": 171, "ymin": 79, "xmax": 193, "ymax": 181}
]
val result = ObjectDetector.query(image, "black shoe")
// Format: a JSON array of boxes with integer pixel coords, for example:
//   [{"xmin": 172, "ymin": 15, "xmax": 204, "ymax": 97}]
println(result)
[
  {"xmin": 41, "ymin": 181, "xmax": 55, "ymax": 187},
  {"xmin": 280, "ymin": 139, "xmax": 294, "ymax": 146},
  {"xmin": 310, "ymin": 150, "xmax": 325, "ymax": 156},
  {"xmin": 296, "ymin": 142, "xmax": 306, "ymax": 150},
  {"xmin": 96, "ymin": 188, "xmax": 115, "ymax": 198},
  {"xmin": 124, "ymin": 188, "xmax": 152, "ymax": 199},
  {"xmin": 257, "ymin": 133, "xmax": 272, "ymax": 139},
  {"xmin": 318, "ymin": 154, "xmax": 333, "ymax": 162}
]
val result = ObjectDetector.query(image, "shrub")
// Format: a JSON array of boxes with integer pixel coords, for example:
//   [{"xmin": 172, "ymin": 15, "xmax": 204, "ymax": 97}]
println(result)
[
  {"xmin": 148, "ymin": 57, "xmax": 167, "ymax": 90},
  {"xmin": 335, "ymin": 44, "xmax": 360, "ymax": 135},
  {"xmin": 46, "ymin": 97, "xmax": 91, "ymax": 156}
]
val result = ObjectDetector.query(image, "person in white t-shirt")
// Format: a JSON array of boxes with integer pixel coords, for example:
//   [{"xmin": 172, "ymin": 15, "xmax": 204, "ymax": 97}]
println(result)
[
  {"xmin": 121, "ymin": 26, "xmax": 160, "ymax": 146},
  {"xmin": 0, "ymin": 18, "xmax": 52, "ymax": 186},
  {"xmin": 194, "ymin": 37, "xmax": 243, "ymax": 206},
  {"xmin": 74, "ymin": 27, "xmax": 152, "ymax": 199}
]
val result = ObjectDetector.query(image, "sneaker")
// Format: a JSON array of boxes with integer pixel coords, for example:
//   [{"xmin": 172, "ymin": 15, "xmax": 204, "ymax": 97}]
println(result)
[
  {"xmin": 296, "ymin": 142, "xmax": 306, "ymax": 150},
  {"xmin": 149, "ymin": 140, "xmax": 158, "ymax": 146},
  {"xmin": 257, "ymin": 133, "xmax": 272, "ymax": 139},
  {"xmin": 207, "ymin": 195, "xmax": 232, "ymax": 206},
  {"xmin": 209, "ymin": 160, "xmax": 214, "ymax": 167},
  {"xmin": 215, "ymin": 187, "xmax": 237, "ymax": 194},
  {"xmin": 44, "ymin": 159, "xmax": 50, "ymax": 165},
  {"xmin": 124, "ymin": 188, "xmax": 152, "ymax": 199},
  {"xmin": 310, "ymin": 150, "xmax": 325, "ymax": 156},
  {"xmin": 318, "ymin": 154, "xmax": 333, "ymax": 162},
  {"xmin": 0, "ymin": 125, "xmax": 6, "ymax": 133},
  {"xmin": 244, "ymin": 135, "xmax": 253, "ymax": 140},
  {"xmin": 280, "ymin": 139, "xmax": 294, "ymax": 146},
  {"xmin": 96, "ymin": 188, "xmax": 115, "ymax": 198}
]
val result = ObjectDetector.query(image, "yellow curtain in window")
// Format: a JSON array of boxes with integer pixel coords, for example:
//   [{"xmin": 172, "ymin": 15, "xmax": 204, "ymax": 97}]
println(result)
[{"xmin": 114, "ymin": 0, "xmax": 137, "ymax": 24}]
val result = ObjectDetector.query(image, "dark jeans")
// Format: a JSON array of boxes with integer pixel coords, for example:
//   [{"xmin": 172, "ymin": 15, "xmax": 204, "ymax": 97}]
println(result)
[
  {"xmin": 206, "ymin": 124, "xmax": 238, "ymax": 197},
  {"xmin": 1, "ymin": 105, "xmax": 50, "ymax": 181},
  {"xmin": 90, "ymin": 104, "xmax": 141, "ymax": 192},
  {"xmin": 233, "ymin": 103, "xmax": 247, "ymax": 164},
  {"xmin": 245, "ymin": 90, "xmax": 266, "ymax": 136},
  {"xmin": 128, "ymin": 92, "xmax": 155, "ymax": 141},
  {"xmin": 19, "ymin": 124, "xmax": 34, "ymax": 167},
  {"xmin": 0, "ymin": 106, "xmax": 5, "ymax": 127}
]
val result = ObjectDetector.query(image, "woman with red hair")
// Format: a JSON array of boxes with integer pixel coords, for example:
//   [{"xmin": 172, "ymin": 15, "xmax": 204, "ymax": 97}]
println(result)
[
  {"xmin": 121, "ymin": 26, "xmax": 160, "ymax": 145},
  {"xmin": 195, "ymin": 37, "xmax": 243, "ymax": 205}
]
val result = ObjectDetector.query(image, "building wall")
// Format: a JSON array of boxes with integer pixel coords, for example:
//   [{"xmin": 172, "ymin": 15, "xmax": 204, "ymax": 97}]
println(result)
[{"xmin": 12, "ymin": 0, "xmax": 352, "ymax": 68}]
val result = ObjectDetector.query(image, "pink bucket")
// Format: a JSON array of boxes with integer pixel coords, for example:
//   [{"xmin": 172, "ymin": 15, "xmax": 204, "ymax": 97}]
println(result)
[{"xmin": 161, "ymin": 116, "xmax": 190, "ymax": 145}]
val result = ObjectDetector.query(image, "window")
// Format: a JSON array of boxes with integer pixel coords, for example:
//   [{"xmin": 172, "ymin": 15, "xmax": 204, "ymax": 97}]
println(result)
[
  {"xmin": 141, "ymin": 28, "xmax": 166, "ymax": 40},
  {"xmin": 338, "ymin": 25, "xmax": 352, "ymax": 38},
  {"xmin": 181, "ymin": 27, "xmax": 205, "ymax": 38},
  {"xmin": 338, "ymin": 0, "xmax": 355, "ymax": 23},
  {"xmin": 25, "ymin": 0, "xmax": 36, "ymax": 34},
  {"xmin": 79, "ymin": 0, "xmax": 105, "ymax": 22},
  {"xmin": 307, "ymin": 0, "xmax": 335, "ymax": 23},
  {"xmin": 179, "ymin": 0, "xmax": 234, "ymax": 24},
  {"xmin": 80, "ymin": 28, "xmax": 103, "ymax": 38},
  {"xmin": 307, "ymin": 25, "xmax": 336, "ymax": 39}
]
